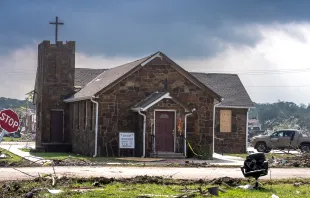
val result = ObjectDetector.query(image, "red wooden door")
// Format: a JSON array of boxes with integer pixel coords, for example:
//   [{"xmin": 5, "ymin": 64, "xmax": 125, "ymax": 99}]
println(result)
[
  {"xmin": 50, "ymin": 110, "xmax": 64, "ymax": 142},
  {"xmin": 155, "ymin": 111, "xmax": 175, "ymax": 152}
]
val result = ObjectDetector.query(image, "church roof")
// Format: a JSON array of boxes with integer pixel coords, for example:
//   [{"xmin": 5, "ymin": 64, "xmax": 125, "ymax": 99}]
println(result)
[
  {"xmin": 191, "ymin": 72, "xmax": 254, "ymax": 107},
  {"xmin": 64, "ymin": 52, "xmax": 253, "ymax": 108},
  {"xmin": 75, "ymin": 68, "xmax": 106, "ymax": 87},
  {"xmin": 64, "ymin": 54, "xmax": 153, "ymax": 101},
  {"xmin": 65, "ymin": 52, "xmax": 222, "ymax": 102},
  {"xmin": 71, "ymin": 68, "xmax": 253, "ymax": 108}
]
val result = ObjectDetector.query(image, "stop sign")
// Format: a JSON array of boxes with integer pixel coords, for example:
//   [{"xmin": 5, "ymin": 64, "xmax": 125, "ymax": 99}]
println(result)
[{"xmin": 0, "ymin": 109, "xmax": 20, "ymax": 133}]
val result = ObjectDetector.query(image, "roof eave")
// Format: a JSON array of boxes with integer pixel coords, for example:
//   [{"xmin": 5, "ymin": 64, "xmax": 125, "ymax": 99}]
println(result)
[
  {"xmin": 216, "ymin": 105, "xmax": 254, "ymax": 109},
  {"xmin": 131, "ymin": 92, "xmax": 172, "ymax": 112},
  {"xmin": 63, "ymin": 96, "xmax": 92, "ymax": 103}
]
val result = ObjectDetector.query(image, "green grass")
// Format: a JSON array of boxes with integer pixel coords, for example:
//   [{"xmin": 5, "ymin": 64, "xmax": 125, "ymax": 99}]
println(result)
[
  {"xmin": 19, "ymin": 148, "xmax": 31, "ymax": 152},
  {"xmin": 222, "ymin": 184, "xmax": 309, "ymax": 198},
  {"xmin": 0, "ymin": 148, "xmax": 24, "ymax": 165},
  {"xmin": 29, "ymin": 180, "xmax": 310, "ymax": 197},
  {"xmin": 2, "ymin": 177, "xmax": 310, "ymax": 197},
  {"xmin": 2, "ymin": 136, "xmax": 21, "ymax": 142},
  {"xmin": 30, "ymin": 151, "xmax": 132, "ymax": 163}
]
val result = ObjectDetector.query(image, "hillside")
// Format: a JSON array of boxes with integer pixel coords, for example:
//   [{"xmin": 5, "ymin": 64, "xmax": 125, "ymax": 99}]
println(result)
[
  {"xmin": 0, "ymin": 97, "xmax": 34, "ymax": 110},
  {"xmin": 249, "ymin": 101, "xmax": 310, "ymax": 133}
]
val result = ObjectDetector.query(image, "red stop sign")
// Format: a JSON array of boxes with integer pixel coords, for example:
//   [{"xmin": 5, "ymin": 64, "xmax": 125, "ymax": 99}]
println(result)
[{"xmin": 0, "ymin": 109, "xmax": 20, "ymax": 133}]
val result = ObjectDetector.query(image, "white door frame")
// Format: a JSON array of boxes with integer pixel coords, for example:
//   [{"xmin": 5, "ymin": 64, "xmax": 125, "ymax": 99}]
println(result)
[{"xmin": 153, "ymin": 109, "xmax": 177, "ymax": 152}]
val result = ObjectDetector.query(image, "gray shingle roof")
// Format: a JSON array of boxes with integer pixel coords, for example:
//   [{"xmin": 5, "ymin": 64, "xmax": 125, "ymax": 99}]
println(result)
[
  {"xmin": 70, "ymin": 54, "xmax": 253, "ymax": 107},
  {"xmin": 132, "ymin": 92, "xmax": 168, "ymax": 109},
  {"xmin": 75, "ymin": 68, "xmax": 106, "ymax": 87},
  {"xmin": 67, "ymin": 54, "xmax": 153, "ymax": 101},
  {"xmin": 191, "ymin": 72, "xmax": 254, "ymax": 107}
]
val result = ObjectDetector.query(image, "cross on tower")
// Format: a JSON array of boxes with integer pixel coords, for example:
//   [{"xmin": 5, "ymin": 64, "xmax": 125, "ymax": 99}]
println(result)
[{"xmin": 49, "ymin": 16, "xmax": 64, "ymax": 43}]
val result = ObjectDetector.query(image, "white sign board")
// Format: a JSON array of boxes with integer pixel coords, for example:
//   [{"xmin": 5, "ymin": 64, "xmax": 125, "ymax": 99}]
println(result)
[{"xmin": 119, "ymin": 132, "xmax": 135, "ymax": 149}]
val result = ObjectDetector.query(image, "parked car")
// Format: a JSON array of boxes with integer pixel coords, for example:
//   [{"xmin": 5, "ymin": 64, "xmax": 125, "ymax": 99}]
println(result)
[{"xmin": 250, "ymin": 129, "xmax": 310, "ymax": 153}]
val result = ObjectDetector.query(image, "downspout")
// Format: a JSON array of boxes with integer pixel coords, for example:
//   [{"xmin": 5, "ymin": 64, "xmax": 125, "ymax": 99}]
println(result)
[
  {"xmin": 91, "ymin": 96, "xmax": 99, "ymax": 157},
  {"xmin": 213, "ymin": 101, "xmax": 222, "ymax": 154},
  {"xmin": 246, "ymin": 108, "xmax": 249, "ymax": 153},
  {"xmin": 184, "ymin": 108, "xmax": 196, "ymax": 157},
  {"xmin": 138, "ymin": 109, "xmax": 146, "ymax": 158}
]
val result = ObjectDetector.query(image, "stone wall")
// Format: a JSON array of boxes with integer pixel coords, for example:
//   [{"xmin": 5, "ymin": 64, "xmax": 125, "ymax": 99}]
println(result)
[
  {"xmin": 214, "ymin": 108, "xmax": 247, "ymax": 154},
  {"xmin": 89, "ymin": 56, "xmax": 215, "ymax": 157},
  {"xmin": 35, "ymin": 41, "xmax": 75, "ymax": 151}
]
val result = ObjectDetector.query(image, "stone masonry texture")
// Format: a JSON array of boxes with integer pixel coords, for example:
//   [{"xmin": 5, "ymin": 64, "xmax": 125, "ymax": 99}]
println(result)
[
  {"xmin": 214, "ymin": 108, "xmax": 247, "ymax": 154},
  {"xmin": 35, "ymin": 41, "xmax": 75, "ymax": 151},
  {"xmin": 70, "ymin": 57, "xmax": 216, "ymax": 158}
]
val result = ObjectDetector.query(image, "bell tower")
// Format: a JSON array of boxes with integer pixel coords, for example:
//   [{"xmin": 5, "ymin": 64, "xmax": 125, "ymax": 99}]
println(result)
[{"xmin": 35, "ymin": 17, "xmax": 75, "ymax": 152}]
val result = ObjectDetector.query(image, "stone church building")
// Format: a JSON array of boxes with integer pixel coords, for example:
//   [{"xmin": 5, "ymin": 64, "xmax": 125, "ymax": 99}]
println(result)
[{"xmin": 33, "ymin": 40, "xmax": 253, "ymax": 158}]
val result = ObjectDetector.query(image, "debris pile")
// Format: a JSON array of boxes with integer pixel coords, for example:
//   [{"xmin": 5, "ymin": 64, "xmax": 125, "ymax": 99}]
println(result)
[
  {"xmin": 210, "ymin": 176, "xmax": 241, "ymax": 187},
  {"xmin": 268, "ymin": 153, "xmax": 310, "ymax": 167}
]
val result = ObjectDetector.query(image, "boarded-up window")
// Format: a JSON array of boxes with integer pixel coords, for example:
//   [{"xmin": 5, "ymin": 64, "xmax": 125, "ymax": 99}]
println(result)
[{"xmin": 220, "ymin": 110, "xmax": 232, "ymax": 132}]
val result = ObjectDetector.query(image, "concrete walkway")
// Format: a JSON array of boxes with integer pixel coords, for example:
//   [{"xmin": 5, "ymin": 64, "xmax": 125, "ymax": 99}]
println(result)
[
  {"xmin": 0, "ymin": 142, "xmax": 50, "ymax": 164},
  {"xmin": 1, "ymin": 166, "xmax": 310, "ymax": 181}
]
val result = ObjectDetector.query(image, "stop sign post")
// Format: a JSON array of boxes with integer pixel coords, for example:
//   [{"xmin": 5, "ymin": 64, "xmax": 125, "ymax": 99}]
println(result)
[{"xmin": 0, "ymin": 109, "xmax": 20, "ymax": 133}]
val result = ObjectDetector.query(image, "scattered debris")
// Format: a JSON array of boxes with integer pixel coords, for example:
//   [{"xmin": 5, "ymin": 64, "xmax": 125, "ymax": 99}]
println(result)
[
  {"xmin": 271, "ymin": 194, "xmax": 279, "ymax": 198},
  {"xmin": 92, "ymin": 181, "xmax": 100, "ymax": 187},
  {"xmin": 24, "ymin": 191, "xmax": 33, "ymax": 198},
  {"xmin": 268, "ymin": 153, "xmax": 310, "ymax": 167},
  {"xmin": 51, "ymin": 175, "xmax": 56, "ymax": 186},
  {"xmin": 237, "ymin": 184, "xmax": 253, "ymax": 190},
  {"xmin": 0, "ymin": 154, "xmax": 7, "ymax": 159},
  {"xmin": 293, "ymin": 182, "xmax": 302, "ymax": 187},
  {"xmin": 47, "ymin": 189, "xmax": 63, "ymax": 194},
  {"xmin": 24, "ymin": 188, "xmax": 43, "ymax": 198},
  {"xmin": 210, "ymin": 177, "xmax": 241, "ymax": 187},
  {"xmin": 207, "ymin": 186, "xmax": 219, "ymax": 196},
  {"xmin": 137, "ymin": 194, "xmax": 171, "ymax": 197}
]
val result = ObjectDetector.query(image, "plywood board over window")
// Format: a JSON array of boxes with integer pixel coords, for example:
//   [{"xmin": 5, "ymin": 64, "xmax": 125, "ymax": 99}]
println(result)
[{"xmin": 220, "ymin": 110, "xmax": 232, "ymax": 132}]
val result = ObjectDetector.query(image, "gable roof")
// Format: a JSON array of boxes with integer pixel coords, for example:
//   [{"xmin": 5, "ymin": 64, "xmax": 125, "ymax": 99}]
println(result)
[
  {"xmin": 132, "ymin": 92, "xmax": 168, "ymax": 110},
  {"xmin": 131, "ymin": 91, "xmax": 190, "ymax": 112},
  {"xmin": 64, "ymin": 54, "xmax": 154, "ymax": 102},
  {"xmin": 75, "ymin": 68, "xmax": 106, "ymax": 88},
  {"xmin": 70, "ymin": 69, "xmax": 253, "ymax": 108},
  {"xmin": 64, "ymin": 51, "xmax": 222, "ymax": 102},
  {"xmin": 191, "ymin": 72, "xmax": 254, "ymax": 107}
]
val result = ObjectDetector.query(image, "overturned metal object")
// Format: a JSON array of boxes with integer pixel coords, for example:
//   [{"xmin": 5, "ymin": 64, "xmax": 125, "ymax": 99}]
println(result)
[{"xmin": 240, "ymin": 152, "xmax": 269, "ymax": 189}]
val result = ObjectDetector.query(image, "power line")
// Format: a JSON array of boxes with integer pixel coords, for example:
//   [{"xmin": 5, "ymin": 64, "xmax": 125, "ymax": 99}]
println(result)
[
  {"xmin": 2, "ymin": 67, "xmax": 310, "ymax": 76},
  {"xmin": 245, "ymin": 85, "xmax": 310, "ymax": 88}
]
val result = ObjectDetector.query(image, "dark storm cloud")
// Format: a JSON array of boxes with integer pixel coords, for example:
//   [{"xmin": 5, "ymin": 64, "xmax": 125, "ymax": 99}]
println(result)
[{"xmin": 1, "ymin": 0, "xmax": 310, "ymax": 58}]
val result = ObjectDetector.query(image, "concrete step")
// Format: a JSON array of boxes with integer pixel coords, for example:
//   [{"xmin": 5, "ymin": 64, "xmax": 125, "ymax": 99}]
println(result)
[{"xmin": 151, "ymin": 152, "xmax": 185, "ymax": 159}]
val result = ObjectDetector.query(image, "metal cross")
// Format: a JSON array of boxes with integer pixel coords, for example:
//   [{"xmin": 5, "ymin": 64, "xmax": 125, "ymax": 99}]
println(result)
[{"xmin": 49, "ymin": 16, "xmax": 64, "ymax": 43}]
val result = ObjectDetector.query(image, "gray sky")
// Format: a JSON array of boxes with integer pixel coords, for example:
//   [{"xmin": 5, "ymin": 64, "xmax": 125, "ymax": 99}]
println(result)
[{"xmin": 1, "ymin": 0, "xmax": 310, "ymax": 104}]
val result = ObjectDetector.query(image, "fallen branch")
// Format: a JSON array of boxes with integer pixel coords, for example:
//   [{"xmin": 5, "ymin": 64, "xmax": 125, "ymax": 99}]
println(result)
[
  {"xmin": 12, "ymin": 168, "xmax": 36, "ymax": 178},
  {"xmin": 52, "ymin": 175, "xmax": 56, "ymax": 187}
]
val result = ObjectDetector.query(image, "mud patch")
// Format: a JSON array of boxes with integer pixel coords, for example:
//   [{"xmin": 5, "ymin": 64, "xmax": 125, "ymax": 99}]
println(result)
[{"xmin": 210, "ymin": 176, "xmax": 241, "ymax": 187}]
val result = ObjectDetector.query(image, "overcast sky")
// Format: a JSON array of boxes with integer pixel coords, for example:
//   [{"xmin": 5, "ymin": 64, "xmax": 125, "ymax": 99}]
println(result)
[{"xmin": 1, "ymin": 0, "xmax": 310, "ymax": 104}]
